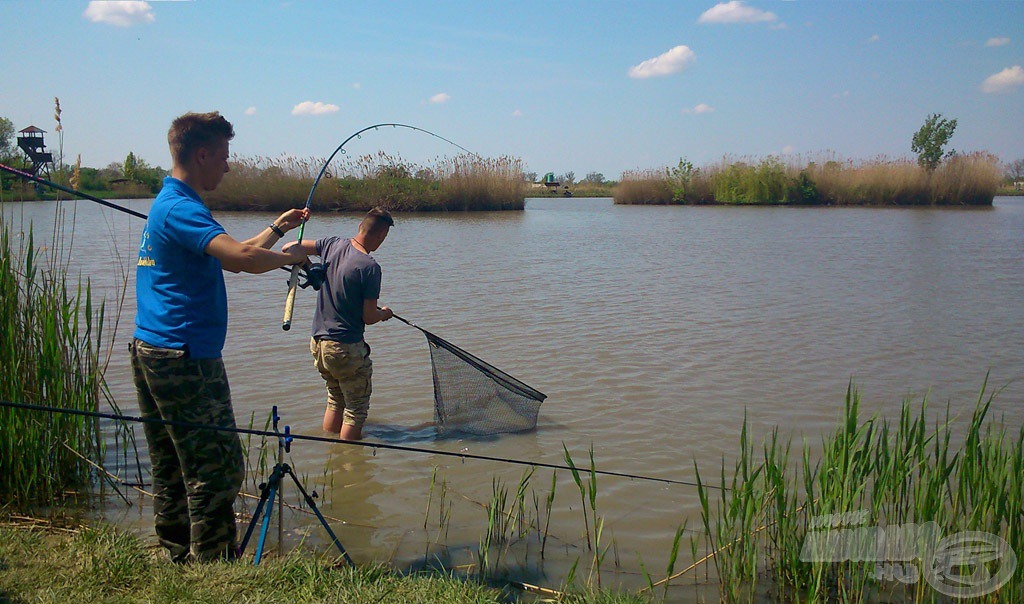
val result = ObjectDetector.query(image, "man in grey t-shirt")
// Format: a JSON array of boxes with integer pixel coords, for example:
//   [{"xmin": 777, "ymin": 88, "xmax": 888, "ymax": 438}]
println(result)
[{"xmin": 284, "ymin": 207, "xmax": 394, "ymax": 439}]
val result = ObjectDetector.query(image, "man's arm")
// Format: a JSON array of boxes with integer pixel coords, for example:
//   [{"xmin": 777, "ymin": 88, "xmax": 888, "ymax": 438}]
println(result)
[
  {"xmin": 242, "ymin": 208, "xmax": 310, "ymax": 249},
  {"xmin": 363, "ymin": 300, "xmax": 393, "ymax": 325},
  {"xmin": 206, "ymin": 233, "xmax": 308, "ymax": 274},
  {"xmin": 281, "ymin": 239, "xmax": 320, "ymax": 256}
]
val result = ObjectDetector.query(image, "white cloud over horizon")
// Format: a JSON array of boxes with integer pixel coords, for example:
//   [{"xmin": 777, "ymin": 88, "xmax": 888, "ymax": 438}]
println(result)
[
  {"xmin": 244, "ymin": 107, "xmax": 257, "ymax": 116},
  {"xmin": 429, "ymin": 93, "xmax": 451, "ymax": 104},
  {"xmin": 83, "ymin": 1, "xmax": 155, "ymax": 27},
  {"xmin": 867, "ymin": 34, "xmax": 880, "ymax": 43},
  {"xmin": 291, "ymin": 101, "xmax": 340, "ymax": 116},
  {"xmin": 512, "ymin": 109, "xmax": 523, "ymax": 117},
  {"xmin": 981, "ymin": 66, "xmax": 1024, "ymax": 93},
  {"xmin": 628, "ymin": 45, "xmax": 696, "ymax": 79},
  {"xmin": 986, "ymin": 37, "xmax": 1011, "ymax": 47},
  {"xmin": 682, "ymin": 103, "xmax": 715, "ymax": 114},
  {"xmin": 698, "ymin": 1, "xmax": 777, "ymax": 24}
]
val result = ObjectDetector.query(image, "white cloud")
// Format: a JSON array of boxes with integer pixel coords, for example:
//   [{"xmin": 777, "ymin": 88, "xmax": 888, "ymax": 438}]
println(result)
[
  {"xmin": 512, "ymin": 109, "xmax": 523, "ymax": 117},
  {"xmin": 867, "ymin": 34, "xmax": 880, "ymax": 43},
  {"xmin": 291, "ymin": 101, "xmax": 340, "ymax": 116},
  {"xmin": 682, "ymin": 103, "xmax": 715, "ymax": 114},
  {"xmin": 628, "ymin": 45, "xmax": 696, "ymax": 79},
  {"xmin": 832, "ymin": 90, "xmax": 851, "ymax": 99},
  {"xmin": 698, "ymin": 1, "xmax": 777, "ymax": 24},
  {"xmin": 429, "ymin": 93, "xmax": 451, "ymax": 104},
  {"xmin": 244, "ymin": 107, "xmax": 257, "ymax": 116},
  {"xmin": 986, "ymin": 37, "xmax": 1011, "ymax": 47},
  {"xmin": 83, "ymin": 1, "xmax": 155, "ymax": 27},
  {"xmin": 981, "ymin": 66, "xmax": 1024, "ymax": 93},
  {"xmin": 782, "ymin": 145, "xmax": 796, "ymax": 155},
  {"xmin": 353, "ymin": 82, "xmax": 362, "ymax": 90}
]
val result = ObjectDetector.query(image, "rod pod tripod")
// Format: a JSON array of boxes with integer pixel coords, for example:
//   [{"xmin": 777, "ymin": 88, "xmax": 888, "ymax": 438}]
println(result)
[{"xmin": 238, "ymin": 406, "xmax": 354, "ymax": 566}]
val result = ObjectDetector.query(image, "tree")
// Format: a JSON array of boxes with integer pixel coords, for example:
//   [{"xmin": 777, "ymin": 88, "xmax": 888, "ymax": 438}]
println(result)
[
  {"xmin": 523, "ymin": 171, "xmax": 538, "ymax": 183},
  {"xmin": 1005, "ymin": 158, "xmax": 1024, "ymax": 183},
  {"xmin": 0, "ymin": 116, "xmax": 14, "ymax": 160},
  {"xmin": 582, "ymin": 172, "xmax": 606, "ymax": 185},
  {"xmin": 911, "ymin": 113, "xmax": 957, "ymax": 172}
]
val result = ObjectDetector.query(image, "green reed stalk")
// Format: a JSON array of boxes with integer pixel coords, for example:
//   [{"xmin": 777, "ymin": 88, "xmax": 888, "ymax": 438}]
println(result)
[{"xmin": 0, "ymin": 220, "xmax": 105, "ymax": 508}]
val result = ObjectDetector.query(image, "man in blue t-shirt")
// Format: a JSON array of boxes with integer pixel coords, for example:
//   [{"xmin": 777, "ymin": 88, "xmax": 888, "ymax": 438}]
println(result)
[
  {"xmin": 284, "ymin": 208, "xmax": 394, "ymax": 440},
  {"xmin": 131, "ymin": 111, "xmax": 309, "ymax": 563}
]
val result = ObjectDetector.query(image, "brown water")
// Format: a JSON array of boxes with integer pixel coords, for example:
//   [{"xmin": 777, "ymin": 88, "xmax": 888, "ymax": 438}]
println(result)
[{"xmin": 4, "ymin": 196, "xmax": 1023, "ymax": 597}]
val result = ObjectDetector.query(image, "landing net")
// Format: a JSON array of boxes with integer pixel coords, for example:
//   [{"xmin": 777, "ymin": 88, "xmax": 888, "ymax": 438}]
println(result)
[{"xmin": 420, "ymin": 330, "xmax": 545, "ymax": 436}]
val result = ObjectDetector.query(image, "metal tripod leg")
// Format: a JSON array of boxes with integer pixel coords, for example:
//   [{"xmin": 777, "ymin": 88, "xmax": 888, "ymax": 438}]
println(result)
[
  {"xmin": 238, "ymin": 463, "xmax": 285, "ymax": 564},
  {"xmin": 237, "ymin": 462, "xmax": 354, "ymax": 567},
  {"xmin": 281, "ymin": 464, "xmax": 355, "ymax": 567}
]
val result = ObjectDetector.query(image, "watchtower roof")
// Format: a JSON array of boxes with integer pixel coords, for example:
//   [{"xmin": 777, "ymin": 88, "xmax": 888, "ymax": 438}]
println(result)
[{"xmin": 19, "ymin": 126, "xmax": 45, "ymax": 134}]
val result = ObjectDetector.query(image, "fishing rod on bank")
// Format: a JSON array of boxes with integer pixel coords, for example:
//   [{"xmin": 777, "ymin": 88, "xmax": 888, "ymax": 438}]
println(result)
[
  {"xmin": 0, "ymin": 399, "xmax": 722, "ymax": 490},
  {"xmin": 280, "ymin": 122, "xmax": 479, "ymax": 331},
  {"xmin": 0, "ymin": 161, "xmax": 296, "ymax": 276}
]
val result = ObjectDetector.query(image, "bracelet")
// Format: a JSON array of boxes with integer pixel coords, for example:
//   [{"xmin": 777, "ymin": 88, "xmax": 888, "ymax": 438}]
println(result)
[{"xmin": 269, "ymin": 223, "xmax": 285, "ymax": 237}]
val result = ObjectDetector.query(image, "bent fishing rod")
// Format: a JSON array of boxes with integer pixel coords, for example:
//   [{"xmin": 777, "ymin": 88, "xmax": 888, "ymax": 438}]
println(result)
[
  {"xmin": 280, "ymin": 123, "xmax": 479, "ymax": 331},
  {"xmin": 0, "ymin": 399, "xmax": 721, "ymax": 490}
]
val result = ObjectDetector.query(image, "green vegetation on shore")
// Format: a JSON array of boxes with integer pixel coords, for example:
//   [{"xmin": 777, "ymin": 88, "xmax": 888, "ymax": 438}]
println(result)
[
  {"xmin": 204, "ymin": 152, "xmax": 527, "ymax": 212},
  {"xmin": 692, "ymin": 381, "xmax": 1022, "ymax": 603},
  {"xmin": 616, "ymin": 153, "xmax": 1005, "ymax": 206},
  {"xmin": 0, "ymin": 219, "xmax": 106, "ymax": 507},
  {"xmin": 0, "ymin": 523, "xmax": 648, "ymax": 604}
]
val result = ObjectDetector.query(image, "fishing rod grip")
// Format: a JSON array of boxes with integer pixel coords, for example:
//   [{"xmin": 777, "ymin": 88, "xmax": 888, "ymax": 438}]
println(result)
[{"xmin": 281, "ymin": 264, "xmax": 302, "ymax": 331}]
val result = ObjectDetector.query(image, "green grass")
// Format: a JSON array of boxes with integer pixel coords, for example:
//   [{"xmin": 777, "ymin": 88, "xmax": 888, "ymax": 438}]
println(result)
[
  {"xmin": 0, "ymin": 217, "xmax": 106, "ymax": 508},
  {"xmin": 616, "ymin": 153, "xmax": 1004, "ymax": 206},
  {"xmin": 0, "ymin": 522, "xmax": 650, "ymax": 604}
]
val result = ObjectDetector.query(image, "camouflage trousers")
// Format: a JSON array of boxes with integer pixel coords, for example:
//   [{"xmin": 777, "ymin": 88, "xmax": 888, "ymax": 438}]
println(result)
[
  {"xmin": 310, "ymin": 338, "xmax": 373, "ymax": 428},
  {"xmin": 130, "ymin": 339, "xmax": 245, "ymax": 563}
]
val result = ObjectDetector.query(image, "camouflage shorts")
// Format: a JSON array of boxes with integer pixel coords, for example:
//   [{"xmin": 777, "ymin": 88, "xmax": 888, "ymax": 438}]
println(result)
[
  {"xmin": 309, "ymin": 338, "xmax": 373, "ymax": 427},
  {"xmin": 130, "ymin": 338, "xmax": 245, "ymax": 563}
]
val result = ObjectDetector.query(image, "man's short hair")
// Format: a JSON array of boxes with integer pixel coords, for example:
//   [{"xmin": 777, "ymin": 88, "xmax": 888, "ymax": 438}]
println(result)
[
  {"xmin": 359, "ymin": 207, "xmax": 394, "ymax": 235},
  {"xmin": 168, "ymin": 112, "xmax": 235, "ymax": 167}
]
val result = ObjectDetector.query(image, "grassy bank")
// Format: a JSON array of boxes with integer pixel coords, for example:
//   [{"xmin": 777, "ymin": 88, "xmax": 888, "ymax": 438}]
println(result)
[
  {"xmin": 616, "ymin": 153, "xmax": 1004, "ymax": 206},
  {"xmin": 205, "ymin": 152, "xmax": 527, "ymax": 212},
  {"xmin": 0, "ymin": 522, "xmax": 646, "ymax": 604},
  {"xmin": 0, "ymin": 218, "xmax": 106, "ymax": 507}
]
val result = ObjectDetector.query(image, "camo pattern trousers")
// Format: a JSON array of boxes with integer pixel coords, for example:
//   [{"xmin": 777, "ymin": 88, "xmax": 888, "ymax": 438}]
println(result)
[
  {"xmin": 310, "ymin": 338, "xmax": 373, "ymax": 428},
  {"xmin": 130, "ymin": 339, "xmax": 245, "ymax": 563}
]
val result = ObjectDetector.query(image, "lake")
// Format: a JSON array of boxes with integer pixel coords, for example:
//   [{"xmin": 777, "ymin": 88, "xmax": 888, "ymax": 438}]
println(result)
[{"xmin": 4, "ymin": 196, "xmax": 1023, "ymax": 598}]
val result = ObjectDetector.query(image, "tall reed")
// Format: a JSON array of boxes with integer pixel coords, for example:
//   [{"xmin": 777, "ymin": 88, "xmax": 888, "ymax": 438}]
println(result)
[
  {"xmin": 0, "ymin": 218, "xmax": 105, "ymax": 508},
  {"xmin": 693, "ymin": 380, "xmax": 1022, "ymax": 603},
  {"xmin": 206, "ymin": 153, "xmax": 526, "ymax": 212},
  {"xmin": 616, "ymin": 153, "xmax": 1003, "ymax": 206}
]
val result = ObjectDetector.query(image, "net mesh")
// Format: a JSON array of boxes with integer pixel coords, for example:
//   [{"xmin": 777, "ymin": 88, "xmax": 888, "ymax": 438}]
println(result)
[{"xmin": 422, "ymin": 331, "xmax": 545, "ymax": 436}]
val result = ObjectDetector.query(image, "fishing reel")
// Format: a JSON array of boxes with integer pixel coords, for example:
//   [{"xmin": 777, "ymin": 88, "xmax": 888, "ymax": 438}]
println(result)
[{"xmin": 298, "ymin": 263, "xmax": 326, "ymax": 290}]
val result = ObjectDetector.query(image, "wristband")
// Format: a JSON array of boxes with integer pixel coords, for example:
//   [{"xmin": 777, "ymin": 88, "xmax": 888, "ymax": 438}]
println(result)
[{"xmin": 269, "ymin": 223, "xmax": 285, "ymax": 237}]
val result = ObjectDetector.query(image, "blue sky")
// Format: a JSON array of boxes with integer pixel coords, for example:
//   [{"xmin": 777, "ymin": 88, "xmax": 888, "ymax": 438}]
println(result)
[{"xmin": 3, "ymin": 1, "xmax": 1022, "ymax": 179}]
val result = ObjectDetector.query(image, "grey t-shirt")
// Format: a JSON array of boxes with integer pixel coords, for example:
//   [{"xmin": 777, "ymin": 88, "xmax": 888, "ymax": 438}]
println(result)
[{"xmin": 312, "ymin": 237, "xmax": 382, "ymax": 343}]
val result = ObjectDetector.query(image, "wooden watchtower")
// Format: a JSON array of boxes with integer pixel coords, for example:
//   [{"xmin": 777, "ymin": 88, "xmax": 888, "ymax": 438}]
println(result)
[{"xmin": 17, "ymin": 126, "xmax": 54, "ymax": 179}]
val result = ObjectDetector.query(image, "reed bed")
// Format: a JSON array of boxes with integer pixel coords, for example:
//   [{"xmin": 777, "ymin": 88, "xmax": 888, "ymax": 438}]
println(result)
[
  {"xmin": 615, "ymin": 153, "xmax": 1003, "ymax": 206},
  {"xmin": 206, "ymin": 152, "xmax": 526, "ymax": 212},
  {"xmin": 692, "ymin": 380, "xmax": 1022, "ymax": 603},
  {"xmin": 0, "ymin": 217, "xmax": 105, "ymax": 509}
]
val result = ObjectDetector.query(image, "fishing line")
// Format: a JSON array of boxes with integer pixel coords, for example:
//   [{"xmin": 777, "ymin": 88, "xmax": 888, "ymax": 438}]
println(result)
[
  {"xmin": 281, "ymin": 122, "xmax": 480, "ymax": 330},
  {"xmin": 0, "ymin": 399, "xmax": 721, "ymax": 490}
]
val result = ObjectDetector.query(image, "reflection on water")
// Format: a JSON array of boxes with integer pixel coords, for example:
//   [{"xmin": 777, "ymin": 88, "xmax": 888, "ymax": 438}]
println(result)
[{"xmin": 4, "ymin": 196, "xmax": 1023, "ymax": 597}]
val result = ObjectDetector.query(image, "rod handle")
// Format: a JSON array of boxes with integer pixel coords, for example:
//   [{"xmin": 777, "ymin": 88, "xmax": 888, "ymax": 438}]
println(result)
[{"xmin": 281, "ymin": 265, "xmax": 302, "ymax": 330}]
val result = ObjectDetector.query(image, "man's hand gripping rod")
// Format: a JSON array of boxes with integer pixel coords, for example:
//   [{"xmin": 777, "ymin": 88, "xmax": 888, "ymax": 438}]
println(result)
[{"xmin": 281, "ymin": 215, "xmax": 308, "ymax": 331}]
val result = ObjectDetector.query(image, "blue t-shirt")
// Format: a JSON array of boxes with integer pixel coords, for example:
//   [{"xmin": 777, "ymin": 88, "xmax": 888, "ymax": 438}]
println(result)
[
  {"xmin": 312, "ymin": 237, "xmax": 382, "ymax": 343},
  {"xmin": 134, "ymin": 177, "xmax": 228, "ymax": 358}
]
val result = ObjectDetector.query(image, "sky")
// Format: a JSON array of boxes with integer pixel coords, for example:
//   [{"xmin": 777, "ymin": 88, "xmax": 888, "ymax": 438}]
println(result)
[{"xmin": 2, "ymin": 0, "xmax": 1023, "ymax": 179}]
